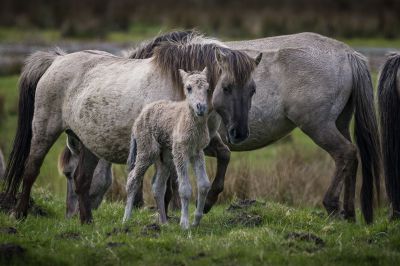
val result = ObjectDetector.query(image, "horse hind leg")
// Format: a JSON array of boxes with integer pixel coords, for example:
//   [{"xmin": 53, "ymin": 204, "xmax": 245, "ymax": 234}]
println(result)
[
  {"xmin": 13, "ymin": 121, "xmax": 62, "ymax": 219},
  {"xmin": 300, "ymin": 122, "xmax": 358, "ymax": 220},
  {"xmin": 336, "ymin": 97, "xmax": 358, "ymax": 221}
]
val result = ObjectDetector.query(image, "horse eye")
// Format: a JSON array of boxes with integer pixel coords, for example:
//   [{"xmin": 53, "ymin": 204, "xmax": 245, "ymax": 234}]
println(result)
[
  {"xmin": 187, "ymin": 86, "xmax": 192, "ymax": 93},
  {"xmin": 223, "ymin": 86, "xmax": 231, "ymax": 94},
  {"xmin": 251, "ymin": 88, "xmax": 256, "ymax": 96}
]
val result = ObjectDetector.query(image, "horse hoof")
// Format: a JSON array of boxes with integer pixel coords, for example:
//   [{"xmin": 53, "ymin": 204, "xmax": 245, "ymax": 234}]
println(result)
[{"xmin": 180, "ymin": 220, "xmax": 190, "ymax": 230}]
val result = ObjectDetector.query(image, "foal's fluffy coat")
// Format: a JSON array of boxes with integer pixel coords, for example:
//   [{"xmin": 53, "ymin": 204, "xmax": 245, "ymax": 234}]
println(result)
[{"xmin": 123, "ymin": 68, "xmax": 211, "ymax": 229}]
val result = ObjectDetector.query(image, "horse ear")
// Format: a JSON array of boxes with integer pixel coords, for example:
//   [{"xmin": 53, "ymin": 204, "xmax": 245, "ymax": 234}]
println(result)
[
  {"xmin": 201, "ymin": 67, "xmax": 208, "ymax": 76},
  {"xmin": 179, "ymin": 69, "xmax": 188, "ymax": 82},
  {"xmin": 214, "ymin": 49, "xmax": 227, "ymax": 70},
  {"xmin": 254, "ymin": 53, "xmax": 262, "ymax": 66}
]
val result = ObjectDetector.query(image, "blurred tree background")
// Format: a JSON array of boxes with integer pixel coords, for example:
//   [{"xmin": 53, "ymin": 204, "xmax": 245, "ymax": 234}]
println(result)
[{"xmin": 0, "ymin": 0, "xmax": 399, "ymax": 40}]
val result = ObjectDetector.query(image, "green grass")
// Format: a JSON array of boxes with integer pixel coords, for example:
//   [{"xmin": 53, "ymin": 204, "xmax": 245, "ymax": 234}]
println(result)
[{"xmin": 0, "ymin": 190, "xmax": 399, "ymax": 265}]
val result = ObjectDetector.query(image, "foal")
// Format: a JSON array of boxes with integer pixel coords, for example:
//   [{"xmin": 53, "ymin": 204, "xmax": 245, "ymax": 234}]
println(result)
[{"xmin": 123, "ymin": 67, "xmax": 211, "ymax": 229}]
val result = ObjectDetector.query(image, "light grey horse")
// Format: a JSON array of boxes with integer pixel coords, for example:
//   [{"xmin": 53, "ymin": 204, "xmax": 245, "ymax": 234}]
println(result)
[
  {"xmin": 2, "ymin": 32, "xmax": 261, "ymax": 223},
  {"xmin": 124, "ymin": 68, "xmax": 211, "ymax": 229},
  {"xmin": 58, "ymin": 133, "xmax": 112, "ymax": 218},
  {"xmin": 377, "ymin": 52, "xmax": 400, "ymax": 220},
  {"xmin": 123, "ymin": 31, "xmax": 380, "ymax": 224}
]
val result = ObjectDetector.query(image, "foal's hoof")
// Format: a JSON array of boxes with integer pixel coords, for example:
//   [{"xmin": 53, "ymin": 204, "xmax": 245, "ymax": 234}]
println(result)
[{"xmin": 180, "ymin": 220, "xmax": 190, "ymax": 230}]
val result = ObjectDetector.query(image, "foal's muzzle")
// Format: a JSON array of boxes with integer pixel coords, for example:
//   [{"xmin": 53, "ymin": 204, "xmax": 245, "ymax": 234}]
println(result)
[{"xmin": 195, "ymin": 103, "xmax": 207, "ymax": 117}]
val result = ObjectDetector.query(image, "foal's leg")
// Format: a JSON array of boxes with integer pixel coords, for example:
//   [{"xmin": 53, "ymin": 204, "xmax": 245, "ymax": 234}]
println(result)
[
  {"xmin": 191, "ymin": 151, "xmax": 211, "ymax": 227},
  {"xmin": 164, "ymin": 169, "xmax": 181, "ymax": 215},
  {"xmin": 13, "ymin": 122, "xmax": 62, "ymax": 219},
  {"xmin": 173, "ymin": 147, "xmax": 191, "ymax": 229},
  {"xmin": 123, "ymin": 153, "xmax": 155, "ymax": 223},
  {"xmin": 300, "ymin": 122, "xmax": 358, "ymax": 219},
  {"xmin": 203, "ymin": 134, "xmax": 230, "ymax": 213},
  {"xmin": 152, "ymin": 159, "xmax": 170, "ymax": 224},
  {"xmin": 73, "ymin": 145, "xmax": 99, "ymax": 224}
]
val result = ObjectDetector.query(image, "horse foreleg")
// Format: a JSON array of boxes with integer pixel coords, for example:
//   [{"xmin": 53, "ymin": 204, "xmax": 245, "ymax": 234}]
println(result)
[
  {"xmin": 192, "ymin": 151, "xmax": 211, "ymax": 227},
  {"xmin": 73, "ymin": 145, "xmax": 99, "ymax": 224},
  {"xmin": 203, "ymin": 134, "xmax": 230, "ymax": 213}
]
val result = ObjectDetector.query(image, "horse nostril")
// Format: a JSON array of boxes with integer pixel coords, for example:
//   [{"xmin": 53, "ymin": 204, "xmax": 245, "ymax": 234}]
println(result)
[{"xmin": 196, "ymin": 103, "xmax": 201, "ymax": 110}]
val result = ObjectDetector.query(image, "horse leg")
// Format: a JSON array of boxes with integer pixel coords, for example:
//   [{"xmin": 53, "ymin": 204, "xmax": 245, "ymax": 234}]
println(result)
[
  {"xmin": 73, "ymin": 145, "xmax": 99, "ymax": 224},
  {"xmin": 336, "ymin": 99, "xmax": 358, "ymax": 221},
  {"xmin": 301, "ymin": 122, "xmax": 358, "ymax": 219},
  {"xmin": 13, "ymin": 126, "xmax": 62, "ymax": 219},
  {"xmin": 123, "ymin": 153, "xmax": 155, "ymax": 223},
  {"xmin": 89, "ymin": 160, "xmax": 112, "ymax": 210},
  {"xmin": 203, "ymin": 134, "xmax": 230, "ymax": 213},
  {"xmin": 164, "ymin": 169, "xmax": 180, "ymax": 215},
  {"xmin": 192, "ymin": 151, "xmax": 211, "ymax": 227},
  {"xmin": 152, "ymin": 159, "xmax": 170, "ymax": 224}
]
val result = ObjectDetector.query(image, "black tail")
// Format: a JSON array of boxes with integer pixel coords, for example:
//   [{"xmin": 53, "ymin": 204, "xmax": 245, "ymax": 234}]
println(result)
[
  {"xmin": 378, "ymin": 53, "xmax": 400, "ymax": 218},
  {"xmin": 349, "ymin": 52, "xmax": 381, "ymax": 224},
  {"xmin": 127, "ymin": 135, "xmax": 137, "ymax": 172},
  {"xmin": 3, "ymin": 48, "xmax": 64, "ymax": 197}
]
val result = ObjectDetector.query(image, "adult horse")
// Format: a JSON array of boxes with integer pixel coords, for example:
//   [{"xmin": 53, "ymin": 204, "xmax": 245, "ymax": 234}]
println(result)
[
  {"xmin": 378, "ymin": 52, "xmax": 400, "ymax": 220},
  {"xmin": 3, "ymin": 33, "xmax": 262, "ymax": 223},
  {"xmin": 124, "ymin": 31, "xmax": 380, "ymax": 223}
]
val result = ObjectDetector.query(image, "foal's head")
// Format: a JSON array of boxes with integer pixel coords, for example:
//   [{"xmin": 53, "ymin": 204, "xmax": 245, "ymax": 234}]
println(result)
[{"xmin": 179, "ymin": 67, "xmax": 210, "ymax": 117}]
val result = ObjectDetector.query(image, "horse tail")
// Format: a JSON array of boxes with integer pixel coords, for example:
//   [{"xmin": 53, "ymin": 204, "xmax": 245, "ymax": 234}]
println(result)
[
  {"xmin": 58, "ymin": 146, "xmax": 72, "ymax": 176},
  {"xmin": 378, "ymin": 53, "xmax": 400, "ymax": 218},
  {"xmin": 348, "ymin": 52, "xmax": 381, "ymax": 224},
  {"xmin": 127, "ymin": 135, "xmax": 137, "ymax": 172},
  {"xmin": 3, "ymin": 48, "xmax": 65, "ymax": 197}
]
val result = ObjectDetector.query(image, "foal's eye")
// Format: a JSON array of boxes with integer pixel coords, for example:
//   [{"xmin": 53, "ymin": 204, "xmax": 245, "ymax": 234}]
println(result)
[{"xmin": 187, "ymin": 86, "xmax": 192, "ymax": 93}]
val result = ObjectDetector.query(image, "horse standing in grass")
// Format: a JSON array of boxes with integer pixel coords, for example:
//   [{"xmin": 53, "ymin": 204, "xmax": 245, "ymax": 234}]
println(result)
[
  {"xmin": 124, "ymin": 31, "xmax": 380, "ymax": 224},
  {"xmin": 2, "ymin": 32, "xmax": 261, "ymax": 224},
  {"xmin": 58, "ymin": 134, "xmax": 113, "ymax": 218},
  {"xmin": 124, "ymin": 68, "xmax": 211, "ymax": 229},
  {"xmin": 378, "ymin": 52, "xmax": 400, "ymax": 220}
]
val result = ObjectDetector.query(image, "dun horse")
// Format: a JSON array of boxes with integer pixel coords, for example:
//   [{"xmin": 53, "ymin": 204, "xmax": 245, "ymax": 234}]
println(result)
[
  {"xmin": 378, "ymin": 52, "xmax": 400, "ymax": 220},
  {"xmin": 124, "ymin": 68, "xmax": 211, "ymax": 229},
  {"xmin": 2, "ymin": 32, "xmax": 261, "ymax": 223},
  {"xmin": 123, "ymin": 31, "xmax": 380, "ymax": 223}
]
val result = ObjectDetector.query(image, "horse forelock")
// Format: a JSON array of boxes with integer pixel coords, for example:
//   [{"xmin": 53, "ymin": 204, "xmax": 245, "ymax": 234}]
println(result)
[{"xmin": 152, "ymin": 41, "xmax": 257, "ymax": 96}]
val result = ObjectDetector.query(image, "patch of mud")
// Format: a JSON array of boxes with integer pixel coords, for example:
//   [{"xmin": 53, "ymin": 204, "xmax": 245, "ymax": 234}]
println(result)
[
  {"xmin": 190, "ymin": 251, "xmax": 206, "ymax": 260},
  {"xmin": 286, "ymin": 232, "xmax": 325, "ymax": 252},
  {"xmin": 0, "ymin": 192, "xmax": 48, "ymax": 216},
  {"xmin": 106, "ymin": 226, "xmax": 131, "ymax": 237},
  {"xmin": 0, "ymin": 243, "xmax": 25, "ymax": 261},
  {"xmin": 226, "ymin": 199, "xmax": 263, "ymax": 212},
  {"xmin": 106, "ymin": 242, "xmax": 126, "ymax": 248},
  {"xmin": 57, "ymin": 231, "xmax": 81, "ymax": 240},
  {"xmin": 141, "ymin": 223, "xmax": 161, "ymax": 237},
  {"xmin": 0, "ymin": 226, "xmax": 17, "ymax": 234},
  {"xmin": 227, "ymin": 212, "xmax": 263, "ymax": 227}
]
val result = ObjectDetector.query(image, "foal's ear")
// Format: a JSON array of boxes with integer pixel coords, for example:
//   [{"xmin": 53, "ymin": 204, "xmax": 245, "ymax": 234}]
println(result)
[
  {"xmin": 201, "ymin": 67, "xmax": 208, "ymax": 77},
  {"xmin": 254, "ymin": 53, "xmax": 263, "ymax": 66},
  {"xmin": 179, "ymin": 69, "xmax": 188, "ymax": 82}
]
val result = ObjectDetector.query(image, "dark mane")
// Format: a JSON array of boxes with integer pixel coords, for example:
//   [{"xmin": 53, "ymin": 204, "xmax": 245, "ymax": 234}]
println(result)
[
  {"xmin": 126, "ymin": 30, "xmax": 195, "ymax": 59},
  {"xmin": 152, "ymin": 39, "xmax": 257, "ymax": 94}
]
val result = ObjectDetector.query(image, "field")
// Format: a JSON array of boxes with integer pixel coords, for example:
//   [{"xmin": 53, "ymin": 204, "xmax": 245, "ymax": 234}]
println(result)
[
  {"xmin": 0, "ymin": 35, "xmax": 397, "ymax": 265},
  {"xmin": 1, "ymin": 190, "xmax": 400, "ymax": 266}
]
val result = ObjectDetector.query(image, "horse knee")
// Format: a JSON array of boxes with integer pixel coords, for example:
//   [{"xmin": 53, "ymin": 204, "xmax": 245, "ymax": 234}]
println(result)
[
  {"xmin": 179, "ymin": 182, "xmax": 192, "ymax": 199},
  {"xmin": 198, "ymin": 179, "xmax": 211, "ymax": 195},
  {"xmin": 217, "ymin": 148, "xmax": 230, "ymax": 164}
]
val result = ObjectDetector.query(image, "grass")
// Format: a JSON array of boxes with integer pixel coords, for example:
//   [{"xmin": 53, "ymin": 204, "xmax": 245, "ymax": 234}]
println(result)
[
  {"xmin": 1, "ymin": 26, "xmax": 400, "ymax": 49},
  {"xmin": 0, "ymin": 190, "xmax": 399, "ymax": 265}
]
